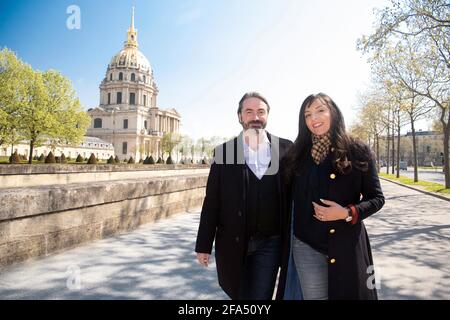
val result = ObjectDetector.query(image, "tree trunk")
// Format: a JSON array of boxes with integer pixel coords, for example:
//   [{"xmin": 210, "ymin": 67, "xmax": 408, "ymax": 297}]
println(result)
[
  {"xmin": 411, "ymin": 117, "xmax": 418, "ymax": 182},
  {"xmin": 442, "ymin": 109, "xmax": 450, "ymax": 189},
  {"xmin": 376, "ymin": 133, "xmax": 380, "ymax": 173},
  {"xmin": 386, "ymin": 119, "xmax": 390, "ymax": 175},
  {"xmin": 391, "ymin": 120, "xmax": 395, "ymax": 175},
  {"xmin": 28, "ymin": 139, "xmax": 35, "ymax": 164},
  {"xmin": 396, "ymin": 111, "xmax": 401, "ymax": 178}
]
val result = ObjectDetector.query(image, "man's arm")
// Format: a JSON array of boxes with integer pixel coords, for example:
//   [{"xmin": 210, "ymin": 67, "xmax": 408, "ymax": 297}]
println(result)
[{"xmin": 195, "ymin": 161, "xmax": 221, "ymax": 256}]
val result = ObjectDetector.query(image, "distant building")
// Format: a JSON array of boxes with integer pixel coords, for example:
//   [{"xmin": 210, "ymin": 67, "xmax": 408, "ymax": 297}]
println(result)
[
  {"xmin": 0, "ymin": 136, "xmax": 114, "ymax": 160},
  {"xmin": 87, "ymin": 8, "xmax": 181, "ymax": 161},
  {"xmin": 379, "ymin": 130, "xmax": 447, "ymax": 166}
]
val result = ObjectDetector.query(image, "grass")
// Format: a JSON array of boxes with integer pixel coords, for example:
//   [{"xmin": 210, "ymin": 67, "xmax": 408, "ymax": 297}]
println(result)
[{"xmin": 379, "ymin": 172, "xmax": 450, "ymax": 195}]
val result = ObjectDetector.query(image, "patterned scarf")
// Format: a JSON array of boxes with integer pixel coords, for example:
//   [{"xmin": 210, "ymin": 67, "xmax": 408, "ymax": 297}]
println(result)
[{"xmin": 311, "ymin": 133, "xmax": 332, "ymax": 165}]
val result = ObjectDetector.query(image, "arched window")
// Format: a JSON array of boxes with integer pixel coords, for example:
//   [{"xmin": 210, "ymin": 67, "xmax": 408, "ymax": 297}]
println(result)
[
  {"xmin": 131, "ymin": 73, "xmax": 135, "ymax": 82},
  {"xmin": 94, "ymin": 118, "xmax": 102, "ymax": 128},
  {"xmin": 110, "ymin": 73, "xmax": 113, "ymax": 81},
  {"xmin": 119, "ymin": 72, "xmax": 123, "ymax": 81}
]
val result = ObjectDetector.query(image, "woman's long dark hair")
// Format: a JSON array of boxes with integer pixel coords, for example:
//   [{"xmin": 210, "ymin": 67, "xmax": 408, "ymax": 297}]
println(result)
[{"xmin": 283, "ymin": 93, "xmax": 371, "ymax": 185}]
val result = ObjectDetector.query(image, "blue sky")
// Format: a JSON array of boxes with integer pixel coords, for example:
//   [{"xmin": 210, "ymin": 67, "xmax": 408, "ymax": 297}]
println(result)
[{"xmin": 1, "ymin": 0, "xmax": 428, "ymax": 141}]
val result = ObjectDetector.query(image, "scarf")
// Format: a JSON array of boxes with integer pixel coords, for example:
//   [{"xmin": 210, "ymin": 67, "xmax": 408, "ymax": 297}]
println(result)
[{"xmin": 311, "ymin": 133, "xmax": 332, "ymax": 165}]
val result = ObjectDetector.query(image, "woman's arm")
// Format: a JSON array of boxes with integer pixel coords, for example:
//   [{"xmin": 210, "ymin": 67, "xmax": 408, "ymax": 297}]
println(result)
[{"xmin": 354, "ymin": 153, "xmax": 385, "ymax": 222}]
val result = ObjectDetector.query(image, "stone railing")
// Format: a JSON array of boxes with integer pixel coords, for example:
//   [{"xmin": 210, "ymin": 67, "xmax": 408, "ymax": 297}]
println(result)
[
  {"xmin": 0, "ymin": 166, "xmax": 209, "ymax": 268},
  {"xmin": 0, "ymin": 164, "xmax": 210, "ymax": 188}
]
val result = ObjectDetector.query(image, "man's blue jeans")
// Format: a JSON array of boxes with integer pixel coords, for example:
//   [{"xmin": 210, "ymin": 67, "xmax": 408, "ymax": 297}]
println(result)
[{"xmin": 238, "ymin": 236, "xmax": 281, "ymax": 300}]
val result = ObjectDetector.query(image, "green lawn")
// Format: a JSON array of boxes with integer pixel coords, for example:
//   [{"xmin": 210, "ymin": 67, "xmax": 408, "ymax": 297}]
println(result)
[{"xmin": 379, "ymin": 172, "xmax": 450, "ymax": 195}]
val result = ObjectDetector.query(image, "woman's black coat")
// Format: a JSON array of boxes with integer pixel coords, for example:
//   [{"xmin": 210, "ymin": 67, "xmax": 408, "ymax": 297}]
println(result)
[{"xmin": 276, "ymin": 142, "xmax": 385, "ymax": 300}]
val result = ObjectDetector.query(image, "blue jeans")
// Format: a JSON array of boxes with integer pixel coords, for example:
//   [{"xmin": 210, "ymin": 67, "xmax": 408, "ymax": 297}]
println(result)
[
  {"xmin": 238, "ymin": 236, "xmax": 281, "ymax": 300},
  {"xmin": 292, "ymin": 237, "xmax": 328, "ymax": 300}
]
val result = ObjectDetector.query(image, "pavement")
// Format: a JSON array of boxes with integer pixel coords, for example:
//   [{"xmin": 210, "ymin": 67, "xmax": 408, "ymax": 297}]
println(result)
[{"xmin": 0, "ymin": 179, "xmax": 449, "ymax": 300}]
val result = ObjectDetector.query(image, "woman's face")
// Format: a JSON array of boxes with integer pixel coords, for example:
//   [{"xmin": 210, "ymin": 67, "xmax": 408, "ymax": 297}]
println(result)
[{"xmin": 304, "ymin": 98, "xmax": 331, "ymax": 136}]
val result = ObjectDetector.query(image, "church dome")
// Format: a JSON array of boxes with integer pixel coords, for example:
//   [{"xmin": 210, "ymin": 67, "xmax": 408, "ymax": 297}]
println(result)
[
  {"xmin": 107, "ymin": 7, "xmax": 151, "ymax": 73},
  {"xmin": 109, "ymin": 47, "xmax": 151, "ymax": 72}
]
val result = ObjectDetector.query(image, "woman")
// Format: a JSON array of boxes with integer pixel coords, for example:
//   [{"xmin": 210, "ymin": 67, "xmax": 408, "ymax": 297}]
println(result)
[{"xmin": 277, "ymin": 93, "xmax": 385, "ymax": 300}]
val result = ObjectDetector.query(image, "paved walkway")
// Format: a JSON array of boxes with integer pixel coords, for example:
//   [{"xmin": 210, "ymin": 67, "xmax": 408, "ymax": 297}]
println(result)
[{"xmin": 0, "ymin": 180, "xmax": 449, "ymax": 300}]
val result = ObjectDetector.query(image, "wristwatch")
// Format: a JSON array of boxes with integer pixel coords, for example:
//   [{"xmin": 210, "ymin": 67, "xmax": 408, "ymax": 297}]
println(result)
[{"xmin": 345, "ymin": 207, "xmax": 353, "ymax": 222}]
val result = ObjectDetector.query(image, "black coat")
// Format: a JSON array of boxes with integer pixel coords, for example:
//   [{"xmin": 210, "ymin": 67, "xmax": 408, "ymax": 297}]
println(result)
[
  {"xmin": 195, "ymin": 132, "xmax": 293, "ymax": 299},
  {"xmin": 276, "ymin": 142, "xmax": 385, "ymax": 300}
]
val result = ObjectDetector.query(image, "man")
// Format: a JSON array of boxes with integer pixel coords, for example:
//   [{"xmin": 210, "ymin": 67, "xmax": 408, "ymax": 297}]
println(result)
[{"xmin": 195, "ymin": 92, "xmax": 293, "ymax": 300}]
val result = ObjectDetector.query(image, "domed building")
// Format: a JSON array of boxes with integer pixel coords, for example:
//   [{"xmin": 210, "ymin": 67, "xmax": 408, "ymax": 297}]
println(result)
[{"xmin": 87, "ymin": 8, "xmax": 181, "ymax": 161}]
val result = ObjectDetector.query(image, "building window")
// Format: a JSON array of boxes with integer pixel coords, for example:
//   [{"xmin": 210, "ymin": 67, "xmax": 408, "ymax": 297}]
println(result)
[
  {"xmin": 131, "ymin": 73, "xmax": 135, "ymax": 81},
  {"xmin": 119, "ymin": 72, "xmax": 123, "ymax": 81},
  {"xmin": 144, "ymin": 120, "xmax": 148, "ymax": 130},
  {"xmin": 124, "ymin": 119, "xmax": 128, "ymax": 129},
  {"xmin": 122, "ymin": 142, "xmax": 127, "ymax": 155},
  {"xmin": 110, "ymin": 73, "xmax": 112, "ymax": 81},
  {"xmin": 117, "ymin": 92, "xmax": 122, "ymax": 104},
  {"xmin": 143, "ymin": 95, "xmax": 147, "ymax": 106},
  {"xmin": 107, "ymin": 93, "xmax": 111, "ymax": 105},
  {"xmin": 143, "ymin": 75, "xmax": 146, "ymax": 83},
  {"xmin": 94, "ymin": 118, "xmax": 102, "ymax": 128},
  {"xmin": 130, "ymin": 92, "xmax": 135, "ymax": 105}
]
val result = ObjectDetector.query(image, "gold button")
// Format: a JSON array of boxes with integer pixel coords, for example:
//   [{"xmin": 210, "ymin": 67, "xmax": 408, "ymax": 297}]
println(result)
[
  {"xmin": 329, "ymin": 229, "xmax": 335, "ymax": 234},
  {"xmin": 330, "ymin": 258, "xmax": 336, "ymax": 264},
  {"xmin": 330, "ymin": 173, "xmax": 336, "ymax": 179}
]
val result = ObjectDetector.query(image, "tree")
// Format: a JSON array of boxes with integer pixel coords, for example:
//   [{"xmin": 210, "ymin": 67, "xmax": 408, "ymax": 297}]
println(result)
[
  {"xmin": 358, "ymin": 0, "xmax": 450, "ymax": 187},
  {"xmin": 354, "ymin": 90, "xmax": 387, "ymax": 172},
  {"xmin": 0, "ymin": 108, "xmax": 8, "ymax": 147},
  {"xmin": 178, "ymin": 135, "xmax": 193, "ymax": 162},
  {"xmin": 0, "ymin": 48, "xmax": 29, "ymax": 152},
  {"xmin": 0, "ymin": 49, "xmax": 90, "ymax": 164},
  {"xmin": 39, "ymin": 70, "xmax": 91, "ymax": 163},
  {"xmin": 45, "ymin": 151, "xmax": 56, "ymax": 163},
  {"xmin": 358, "ymin": 0, "xmax": 449, "ymax": 70},
  {"xmin": 87, "ymin": 153, "xmax": 97, "ymax": 164},
  {"xmin": 161, "ymin": 132, "xmax": 181, "ymax": 160}
]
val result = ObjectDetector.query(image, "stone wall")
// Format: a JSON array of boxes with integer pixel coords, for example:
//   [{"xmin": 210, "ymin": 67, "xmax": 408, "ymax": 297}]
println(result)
[
  {"xmin": 0, "ymin": 168, "xmax": 208, "ymax": 269},
  {"xmin": 0, "ymin": 164, "xmax": 209, "ymax": 188}
]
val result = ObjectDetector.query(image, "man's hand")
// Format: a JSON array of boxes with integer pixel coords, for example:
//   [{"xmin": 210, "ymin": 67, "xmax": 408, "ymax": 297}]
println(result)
[{"xmin": 197, "ymin": 252, "xmax": 210, "ymax": 267}]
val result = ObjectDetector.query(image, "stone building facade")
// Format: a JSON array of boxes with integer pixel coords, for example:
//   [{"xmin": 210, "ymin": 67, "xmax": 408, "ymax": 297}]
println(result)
[{"xmin": 87, "ymin": 8, "xmax": 181, "ymax": 161}]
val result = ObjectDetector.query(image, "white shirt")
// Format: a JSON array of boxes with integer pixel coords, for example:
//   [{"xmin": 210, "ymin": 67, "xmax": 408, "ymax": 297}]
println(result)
[{"xmin": 243, "ymin": 132, "xmax": 271, "ymax": 180}]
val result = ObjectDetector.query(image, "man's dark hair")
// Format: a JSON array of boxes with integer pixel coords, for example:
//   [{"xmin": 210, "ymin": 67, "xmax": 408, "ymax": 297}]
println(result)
[{"xmin": 237, "ymin": 92, "xmax": 271, "ymax": 115}]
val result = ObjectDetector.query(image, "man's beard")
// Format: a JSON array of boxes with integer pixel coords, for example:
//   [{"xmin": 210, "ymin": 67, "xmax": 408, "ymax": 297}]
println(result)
[{"xmin": 242, "ymin": 120, "xmax": 266, "ymax": 133}]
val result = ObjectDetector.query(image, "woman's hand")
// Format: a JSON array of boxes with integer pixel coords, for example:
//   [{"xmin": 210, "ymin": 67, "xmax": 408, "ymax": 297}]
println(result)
[{"xmin": 312, "ymin": 199, "xmax": 348, "ymax": 222}]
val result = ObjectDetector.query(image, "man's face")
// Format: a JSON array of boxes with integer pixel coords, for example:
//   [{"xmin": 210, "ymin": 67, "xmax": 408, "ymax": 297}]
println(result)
[{"xmin": 238, "ymin": 97, "xmax": 268, "ymax": 131}]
